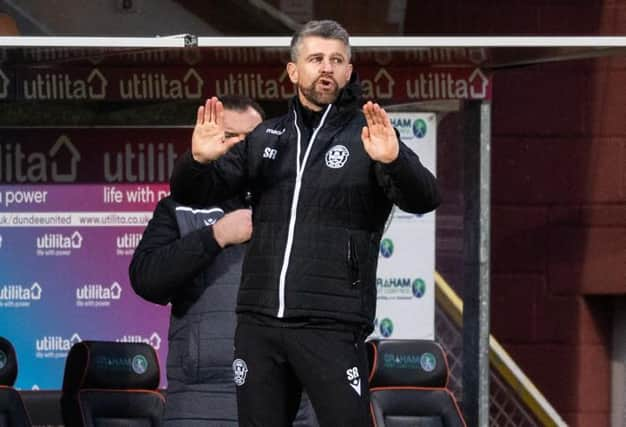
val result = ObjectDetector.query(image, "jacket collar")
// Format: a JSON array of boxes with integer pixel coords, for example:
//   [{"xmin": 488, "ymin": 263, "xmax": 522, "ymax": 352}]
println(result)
[{"xmin": 334, "ymin": 71, "xmax": 363, "ymax": 114}]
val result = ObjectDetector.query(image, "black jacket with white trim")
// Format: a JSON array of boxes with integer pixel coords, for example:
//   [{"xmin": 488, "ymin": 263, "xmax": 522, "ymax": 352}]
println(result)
[{"xmin": 170, "ymin": 74, "xmax": 440, "ymax": 331}]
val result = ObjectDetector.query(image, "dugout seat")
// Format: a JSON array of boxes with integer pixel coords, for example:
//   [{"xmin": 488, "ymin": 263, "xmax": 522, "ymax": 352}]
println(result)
[
  {"xmin": 0, "ymin": 337, "xmax": 32, "ymax": 427},
  {"xmin": 61, "ymin": 341, "xmax": 164, "ymax": 427},
  {"xmin": 368, "ymin": 339, "xmax": 466, "ymax": 427}
]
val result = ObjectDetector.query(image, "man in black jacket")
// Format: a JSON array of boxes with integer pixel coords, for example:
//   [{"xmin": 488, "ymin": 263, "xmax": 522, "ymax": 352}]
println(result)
[
  {"xmin": 130, "ymin": 96, "xmax": 316, "ymax": 426},
  {"xmin": 129, "ymin": 96, "xmax": 261, "ymax": 426},
  {"xmin": 170, "ymin": 20, "xmax": 440, "ymax": 427}
]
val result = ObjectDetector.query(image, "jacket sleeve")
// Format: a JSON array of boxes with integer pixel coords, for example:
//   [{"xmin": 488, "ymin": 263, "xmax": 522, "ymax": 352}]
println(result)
[
  {"xmin": 169, "ymin": 139, "xmax": 248, "ymax": 206},
  {"xmin": 374, "ymin": 137, "xmax": 441, "ymax": 214},
  {"xmin": 128, "ymin": 199, "xmax": 223, "ymax": 305}
]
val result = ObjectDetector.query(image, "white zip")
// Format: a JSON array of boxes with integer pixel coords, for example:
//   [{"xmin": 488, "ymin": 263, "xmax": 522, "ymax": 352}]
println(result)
[{"xmin": 277, "ymin": 104, "xmax": 333, "ymax": 318}]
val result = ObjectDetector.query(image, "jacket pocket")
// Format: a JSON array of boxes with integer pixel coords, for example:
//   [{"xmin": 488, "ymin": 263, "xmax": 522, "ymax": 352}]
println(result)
[
  {"xmin": 181, "ymin": 319, "xmax": 200, "ymax": 382},
  {"xmin": 346, "ymin": 231, "xmax": 380, "ymax": 321},
  {"xmin": 182, "ymin": 314, "xmax": 236, "ymax": 384},
  {"xmin": 347, "ymin": 234, "xmax": 361, "ymax": 287}
]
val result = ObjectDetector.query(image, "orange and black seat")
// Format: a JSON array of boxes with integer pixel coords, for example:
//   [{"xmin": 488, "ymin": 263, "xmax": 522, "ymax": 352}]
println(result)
[
  {"xmin": 368, "ymin": 339, "xmax": 466, "ymax": 427},
  {"xmin": 0, "ymin": 337, "xmax": 31, "ymax": 427},
  {"xmin": 61, "ymin": 341, "xmax": 164, "ymax": 427}
]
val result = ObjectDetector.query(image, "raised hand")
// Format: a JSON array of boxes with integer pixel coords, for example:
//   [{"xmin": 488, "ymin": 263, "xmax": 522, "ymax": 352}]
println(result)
[
  {"xmin": 191, "ymin": 97, "xmax": 241, "ymax": 163},
  {"xmin": 212, "ymin": 209, "xmax": 253, "ymax": 248},
  {"xmin": 361, "ymin": 101, "xmax": 399, "ymax": 164}
]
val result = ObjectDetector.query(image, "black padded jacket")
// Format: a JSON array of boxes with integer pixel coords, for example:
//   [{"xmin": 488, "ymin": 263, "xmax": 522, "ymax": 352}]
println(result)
[{"xmin": 170, "ymin": 74, "xmax": 440, "ymax": 331}]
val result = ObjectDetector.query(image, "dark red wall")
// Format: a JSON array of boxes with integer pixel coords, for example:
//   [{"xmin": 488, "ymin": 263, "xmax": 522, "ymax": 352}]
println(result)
[
  {"xmin": 490, "ymin": 57, "xmax": 624, "ymax": 426},
  {"xmin": 400, "ymin": 2, "xmax": 626, "ymax": 425}
]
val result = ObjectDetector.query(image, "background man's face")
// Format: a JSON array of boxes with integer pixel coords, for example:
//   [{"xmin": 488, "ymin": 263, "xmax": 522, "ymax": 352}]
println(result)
[
  {"xmin": 287, "ymin": 36, "xmax": 352, "ymax": 111},
  {"xmin": 223, "ymin": 107, "xmax": 263, "ymax": 143}
]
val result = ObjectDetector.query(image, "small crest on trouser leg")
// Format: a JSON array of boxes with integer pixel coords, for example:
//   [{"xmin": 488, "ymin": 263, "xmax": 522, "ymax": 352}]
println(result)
[{"xmin": 233, "ymin": 358, "xmax": 248, "ymax": 386}]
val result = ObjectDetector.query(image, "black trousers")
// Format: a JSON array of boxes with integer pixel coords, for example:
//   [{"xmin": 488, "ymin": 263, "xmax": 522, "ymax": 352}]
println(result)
[{"xmin": 234, "ymin": 321, "xmax": 372, "ymax": 427}]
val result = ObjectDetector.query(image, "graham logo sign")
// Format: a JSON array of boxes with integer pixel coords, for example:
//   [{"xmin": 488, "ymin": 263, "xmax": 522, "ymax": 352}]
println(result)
[
  {"xmin": 412, "ymin": 119, "xmax": 428, "ymax": 138},
  {"xmin": 132, "ymin": 355, "xmax": 149, "ymax": 375},
  {"xmin": 420, "ymin": 352, "xmax": 437, "ymax": 372},
  {"xmin": 377, "ymin": 277, "xmax": 427, "ymax": 300},
  {"xmin": 379, "ymin": 318, "xmax": 394, "ymax": 338},
  {"xmin": 93, "ymin": 354, "xmax": 149, "ymax": 375},
  {"xmin": 383, "ymin": 352, "xmax": 421, "ymax": 370},
  {"xmin": 412, "ymin": 279, "xmax": 427, "ymax": 298},
  {"xmin": 389, "ymin": 117, "xmax": 430, "ymax": 141},
  {"xmin": 117, "ymin": 332, "xmax": 162, "ymax": 350},
  {"xmin": 379, "ymin": 238, "xmax": 394, "ymax": 258}
]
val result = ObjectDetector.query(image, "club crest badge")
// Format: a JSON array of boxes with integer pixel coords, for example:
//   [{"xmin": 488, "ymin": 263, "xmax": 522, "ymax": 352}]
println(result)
[
  {"xmin": 325, "ymin": 145, "xmax": 350, "ymax": 169},
  {"xmin": 233, "ymin": 358, "xmax": 248, "ymax": 386}
]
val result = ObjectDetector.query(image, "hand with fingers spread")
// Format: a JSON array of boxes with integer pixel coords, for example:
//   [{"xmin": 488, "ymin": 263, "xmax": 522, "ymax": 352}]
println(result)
[
  {"xmin": 191, "ymin": 97, "xmax": 242, "ymax": 164},
  {"xmin": 361, "ymin": 101, "xmax": 400, "ymax": 164}
]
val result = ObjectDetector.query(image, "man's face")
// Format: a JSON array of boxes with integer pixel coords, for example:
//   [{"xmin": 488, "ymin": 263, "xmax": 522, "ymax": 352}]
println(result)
[
  {"xmin": 287, "ymin": 36, "xmax": 353, "ymax": 111},
  {"xmin": 223, "ymin": 107, "xmax": 263, "ymax": 144}
]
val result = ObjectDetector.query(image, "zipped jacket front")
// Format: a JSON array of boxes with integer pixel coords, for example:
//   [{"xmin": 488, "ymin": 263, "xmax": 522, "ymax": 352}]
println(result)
[{"xmin": 170, "ymin": 75, "xmax": 440, "ymax": 329}]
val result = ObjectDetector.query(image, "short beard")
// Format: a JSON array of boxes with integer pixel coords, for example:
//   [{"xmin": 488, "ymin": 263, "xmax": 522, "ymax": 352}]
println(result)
[{"xmin": 299, "ymin": 77, "xmax": 340, "ymax": 109}]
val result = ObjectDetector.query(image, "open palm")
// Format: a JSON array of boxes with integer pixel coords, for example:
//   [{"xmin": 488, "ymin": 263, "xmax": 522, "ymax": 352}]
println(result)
[
  {"xmin": 361, "ymin": 101, "xmax": 399, "ymax": 164},
  {"xmin": 191, "ymin": 97, "xmax": 240, "ymax": 163}
]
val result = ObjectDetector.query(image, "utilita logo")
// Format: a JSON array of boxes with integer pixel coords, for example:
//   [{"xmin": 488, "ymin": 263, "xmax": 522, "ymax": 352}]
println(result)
[
  {"xmin": 0, "ymin": 282, "xmax": 42, "ymax": 300},
  {"xmin": 0, "ymin": 135, "xmax": 81, "ymax": 183},
  {"xmin": 36, "ymin": 230, "xmax": 83, "ymax": 249},
  {"xmin": 119, "ymin": 68, "xmax": 203, "ymax": 100},
  {"xmin": 404, "ymin": 68, "xmax": 489, "ymax": 100},
  {"xmin": 0, "ymin": 282, "xmax": 42, "ymax": 308},
  {"xmin": 117, "ymin": 332, "xmax": 162, "ymax": 350},
  {"xmin": 35, "ymin": 333, "xmax": 81, "ymax": 358},
  {"xmin": 215, "ymin": 69, "xmax": 296, "ymax": 100},
  {"xmin": 117, "ymin": 233, "xmax": 142, "ymax": 249},
  {"xmin": 76, "ymin": 282, "xmax": 122, "ymax": 308},
  {"xmin": 22, "ymin": 69, "xmax": 107, "ymax": 100},
  {"xmin": 76, "ymin": 282, "xmax": 122, "ymax": 300},
  {"xmin": 104, "ymin": 143, "xmax": 178, "ymax": 183},
  {"xmin": 115, "ymin": 233, "xmax": 141, "ymax": 249},
  {"xmin": 116, "ymin": 232, "xmax": 142, "ymax": 256}
]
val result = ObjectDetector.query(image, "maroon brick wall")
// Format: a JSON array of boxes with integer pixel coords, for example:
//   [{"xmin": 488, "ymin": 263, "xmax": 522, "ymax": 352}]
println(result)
[
  {"xmin": 489, "ymin": 46, "xmax": 624, "ymax": 427},
  {"xmin": 401, "ymin": 2, "xmax": 626, "ymax": 425}
]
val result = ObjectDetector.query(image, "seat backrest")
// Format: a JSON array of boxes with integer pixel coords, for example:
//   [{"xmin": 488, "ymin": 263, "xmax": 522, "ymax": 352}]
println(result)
[
  {"xmin": 0, "ymin": 337, "xmax": 32, "ymax": 427},
  {"xmin": 61, "ymin": 341, "xmax": 164, "ymax": 427},
  {"xmin": 367, "ymin": 339, "xmax": 466, "ymax": 427}
]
